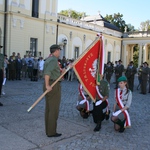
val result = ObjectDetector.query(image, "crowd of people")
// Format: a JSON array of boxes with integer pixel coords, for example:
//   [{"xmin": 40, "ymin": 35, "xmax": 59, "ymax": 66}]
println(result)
[{"xmin": 103, "ymin": 60, "xmax": 150, "ymax": 94}]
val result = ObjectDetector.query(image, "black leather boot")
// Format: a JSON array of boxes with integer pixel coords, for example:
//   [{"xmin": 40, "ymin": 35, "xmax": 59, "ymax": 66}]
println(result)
[{"xmin": 93, "ymin": 121, "xmax": 101, "ymax": 132}]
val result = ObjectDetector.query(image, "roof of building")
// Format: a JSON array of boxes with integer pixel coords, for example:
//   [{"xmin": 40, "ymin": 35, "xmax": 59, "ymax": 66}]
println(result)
[{"xmin": 81, "ymin": 14, "xmax": 122, "ymax": 32}]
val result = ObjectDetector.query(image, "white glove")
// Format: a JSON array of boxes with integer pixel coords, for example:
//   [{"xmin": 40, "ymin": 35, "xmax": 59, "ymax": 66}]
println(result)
[
  {"xmin": 113, "ymin": 110, "xmax": 122, "ymax": 116},
  {"xmin": 79, "ymin": 99, "xmax": 86, "ymax": 105},
  {"xmin": 95, "ymin": 100, "xmax": 102, "ymax": 106}
]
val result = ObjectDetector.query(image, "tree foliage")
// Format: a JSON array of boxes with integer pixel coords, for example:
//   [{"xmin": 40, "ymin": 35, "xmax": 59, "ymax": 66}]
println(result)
[
  {"xmin": 139, "ymin": 20, "xmax": 150, "ymax": 31},
  {"xmin": 133, "ymin": 45, "xmax": 139, "ymax": 67},
  {"xmin": 104, "ymin": 13, "xmax": 135, "ymax": 32},
  {"xmin": 59, "ymin": 9, "xmax": 86, "ymax": 19}
]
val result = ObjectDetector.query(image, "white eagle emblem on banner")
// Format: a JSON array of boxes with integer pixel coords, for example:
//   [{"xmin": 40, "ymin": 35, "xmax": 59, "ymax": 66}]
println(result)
[{"xmin": 89, "ymin": 59, "xmax": 97, "ymax": 78}]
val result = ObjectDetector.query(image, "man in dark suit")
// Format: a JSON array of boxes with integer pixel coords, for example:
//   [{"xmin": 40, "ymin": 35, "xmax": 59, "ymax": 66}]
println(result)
[
  {"xmin": 105, "ymin": 61, "xmax": 113, "ymax": 84},
  {"xmin": 114, "ymin": 60, "xmax": 124, "ymax": 89},
  {"xmin": 16, "ymin": 55, "xmax": 22, "ymax": 80},
  {"xmin": 141, "ymin": 62, "xmax": 149, "ymax": 94},
  {"xmin": 125, "ymin": 61, "xmax": 137, "ymax": 91}
]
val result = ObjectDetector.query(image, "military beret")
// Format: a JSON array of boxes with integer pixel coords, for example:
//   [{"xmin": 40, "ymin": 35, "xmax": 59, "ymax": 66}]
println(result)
[
  {"xmin": 50, "ymin": 44, "xmax": 61, "ymax": 53},
  {"xmin": 117, "ymin": 76, "xmax": 127, "ymax": 82}
]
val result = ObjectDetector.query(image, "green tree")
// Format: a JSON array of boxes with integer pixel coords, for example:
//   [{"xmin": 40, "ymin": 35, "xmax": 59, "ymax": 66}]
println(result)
[
  {"xmin": 104, "ymin": 13, "xmax": 135, "ymax": 32},
  {"xmin": 133, "ymin": 45, "xmax": 139, "ymax": 67},
  {"xmin": 139, "ymin": 20, "xmax": 150, "ymax": 31},
  {"xmin": 59, "ymin": 9, "xmax": 86, "ymax": 19},
  {"xmin": 104, "ymin": 13, "xmax": 126, "ymax": 32},
  {"xmin": 126, "ymin": 24, "xmax": 135, "ymax": 32}
]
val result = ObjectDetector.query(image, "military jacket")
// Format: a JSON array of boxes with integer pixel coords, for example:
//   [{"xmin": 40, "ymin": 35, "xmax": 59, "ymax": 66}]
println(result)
[
  {"xmin": 125, "ymin": 66, "xmax": 137, "ymax": 78},
  {"xmin": 96, "ymin": 79, "xmax": 109, "ymax": 99},
  {"xmin": 43, "ymin": 55, "xmax": 60, "ymax": 80},
  {"xmin": 141, "ymin": 67, "xmax": 149, "ymax": 80}
]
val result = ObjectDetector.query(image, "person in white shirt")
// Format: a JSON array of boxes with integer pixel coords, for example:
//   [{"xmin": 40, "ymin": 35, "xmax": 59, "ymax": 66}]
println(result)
[{"xmin": 38, "ymin": 57, "xmax": 44, "ymax": 79}]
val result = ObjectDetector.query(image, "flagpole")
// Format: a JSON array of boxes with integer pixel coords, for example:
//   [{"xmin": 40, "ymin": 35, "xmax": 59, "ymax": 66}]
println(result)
[{"xmin": 27, "ymin": 66, "xmax": 70, "ymax": 112}]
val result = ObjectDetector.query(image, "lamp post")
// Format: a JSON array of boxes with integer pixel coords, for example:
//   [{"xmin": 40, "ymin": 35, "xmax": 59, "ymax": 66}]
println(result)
[{"xmin": 62, "ymin": 38, "xmax": 67, "ymax": 57}]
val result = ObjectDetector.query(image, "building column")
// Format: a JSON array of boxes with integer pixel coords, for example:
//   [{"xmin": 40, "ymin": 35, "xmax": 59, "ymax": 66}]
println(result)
[
  {"xmin": 130, "ymin": 46, "xmax": 133, "ymax": 61},
  {"xmin": 123, "ymin": 44, "xmax": 127, "ymax": 68},
  {"xmin": 138, "ymin": 44, "xmax": 142, "ymax": 67},
  {"xmin": 143, "ymin": 44, "xmax": 147, "ymax": 62}
]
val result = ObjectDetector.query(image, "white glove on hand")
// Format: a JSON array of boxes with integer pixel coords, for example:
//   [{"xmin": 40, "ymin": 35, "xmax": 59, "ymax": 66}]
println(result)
[
  {"xmin": 79, "ymin": 99, "xmax": 86, "ymax": 105},
  {"xmin": 113, "ymin": 110, "xmax": 122, "ymax": 116},
  {"xmin": 95, "ymin": 100, "xmax": 102, "ymax": 106}
]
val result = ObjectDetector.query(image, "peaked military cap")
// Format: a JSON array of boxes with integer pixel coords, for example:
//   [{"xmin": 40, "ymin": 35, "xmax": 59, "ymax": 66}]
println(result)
[
  {"xmin": 117, "ymin": 76, "xmax": 127, "ymax": 82},
  {"xmin": 50, "ymin": 44, "xmax": 61, "ymax": 53}
]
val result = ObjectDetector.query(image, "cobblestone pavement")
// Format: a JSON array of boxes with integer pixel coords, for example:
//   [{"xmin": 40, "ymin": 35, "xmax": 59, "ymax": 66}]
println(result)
[{"xmin": 0, "ymin": 75, "xmax": 149, "ymax": 150}]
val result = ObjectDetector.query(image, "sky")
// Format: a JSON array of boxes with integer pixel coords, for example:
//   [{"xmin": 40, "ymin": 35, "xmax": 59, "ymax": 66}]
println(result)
[{"xmin": 58, "ymin": 0, "xmax": 150, "ymax": 29}]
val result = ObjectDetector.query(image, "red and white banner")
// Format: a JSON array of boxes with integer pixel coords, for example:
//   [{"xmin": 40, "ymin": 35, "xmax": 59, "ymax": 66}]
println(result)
[
  {"xmin": 73, "ymin": 37, "xmax": 104, "ymax": 102},
  {"xmin": 116, "ymin": 88, "xmax": 131, "ymax": 127}
]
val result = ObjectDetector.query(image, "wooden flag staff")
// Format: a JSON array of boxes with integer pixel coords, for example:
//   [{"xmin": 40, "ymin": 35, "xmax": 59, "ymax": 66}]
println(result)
[{"xmin": 27, "ymin": 66, "xmax": 70, "ymax": 112}]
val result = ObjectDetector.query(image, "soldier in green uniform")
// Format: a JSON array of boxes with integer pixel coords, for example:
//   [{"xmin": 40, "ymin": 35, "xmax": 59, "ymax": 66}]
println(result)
[
  {"xmin": 0, "ymin": 45, "xmax": 4, "ymax": 106},
  {"xmin": 92, "ymin": 77, "xmax": 110, "ymax": 132},
  {"xmin": 125, "ymin": 61, "xmax": 137, "ymax": 91},
  {"xmin": 43, "ymin": 44, "xmax": 63, "ymax": 137}
]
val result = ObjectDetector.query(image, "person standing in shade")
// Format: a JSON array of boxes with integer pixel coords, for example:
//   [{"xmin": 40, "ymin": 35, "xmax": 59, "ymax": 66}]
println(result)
[
  {"xmin": 105, "ymin": 61, "xmax": 113, "ymax": 84},
  {"xmin": 114, "ymin": 60, "xmax": 124, "ymax": 89},
  {"xmin": 43, "ymin": 44, "xmax": 66, "ymax": 137},
  {"xmin": 140, "ymin": 62, "xmax": 149, "ymax": 94},
  {"xmin": 0, "ymin": 45, "xmax": 4, "ymax": 106},
  {"xmin": 125, "ymin": 61, "xmax": 137, "ymax": 91}
]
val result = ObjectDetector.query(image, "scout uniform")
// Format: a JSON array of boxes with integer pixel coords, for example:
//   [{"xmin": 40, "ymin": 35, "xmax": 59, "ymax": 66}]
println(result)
[
  {"xmin": 76, "ymin": 83, "xmax": 93, "ymax": 119},
  {"xmin": 0, "ymin": 49, "xmax": 4, "ymax": 106},
  {"xmin": 112, "ymin": 76, "xmax": 132, "ymax": 133},
  {"xmin": 43, "ymin": 44, "xmax": 61, "ymax": 137},
  {"xmin": 92, "ymin": 79, "xmax": 110, "ymax": 131}
]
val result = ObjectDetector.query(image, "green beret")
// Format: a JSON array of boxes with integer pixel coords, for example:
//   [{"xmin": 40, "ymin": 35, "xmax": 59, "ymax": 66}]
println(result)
[
  {"xmin": 50, "ymin": 44, "xmax": 61, "ymax": 53},
  {"xmin": 117, "ymin": 76, "xmax": 127, "ymax": 82}
]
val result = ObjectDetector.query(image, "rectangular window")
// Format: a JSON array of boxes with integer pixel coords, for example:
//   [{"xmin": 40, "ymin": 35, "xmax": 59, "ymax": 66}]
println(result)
[
  {"xmin": 74, "ymin": 47, "xmax": 79, "ymax": 59},
  {"xmin": 107, "ymin": 51, "xmax": 111, "ymax": 62},
  {"xmin": 32, "ymin": 0, "xmax": 39, "ymax": 18},
  {"xmin": 30, "ymin": 38, "xmax": 37, "ymax": 57}
]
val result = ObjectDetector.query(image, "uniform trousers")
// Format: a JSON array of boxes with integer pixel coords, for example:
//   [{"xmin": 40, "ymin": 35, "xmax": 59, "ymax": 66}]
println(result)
[
  {"xmin": 127, "ymin": 76, "xmax": 134, "ymax": 91},
  {"xmin": 44, "ymin": 81, "xmax": 61, "ymax": 136},
  {"xmin": 92, "ymin": 100, "xmax": 107, "ymax": 123},
  {"xmin": 141, "ymin": 79, "xmax": 147, "ymax": 94}
]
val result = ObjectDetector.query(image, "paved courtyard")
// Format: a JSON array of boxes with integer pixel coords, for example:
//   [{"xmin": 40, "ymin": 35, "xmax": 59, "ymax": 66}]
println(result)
[{"xmin": 0, "ymin": 74, "xmax": 149, "ymax": 150}]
